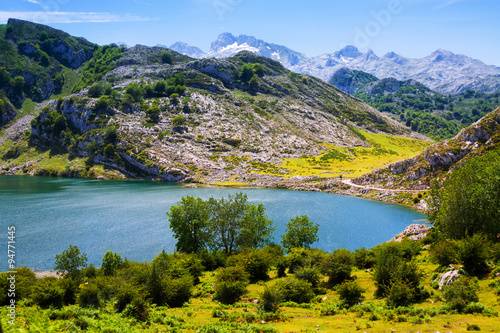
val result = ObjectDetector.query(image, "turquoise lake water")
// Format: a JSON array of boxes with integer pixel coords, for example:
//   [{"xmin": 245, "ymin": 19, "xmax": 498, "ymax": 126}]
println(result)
[{"xmin": 0, "ymin": 175, "xmax": 427, "ymax": 271}]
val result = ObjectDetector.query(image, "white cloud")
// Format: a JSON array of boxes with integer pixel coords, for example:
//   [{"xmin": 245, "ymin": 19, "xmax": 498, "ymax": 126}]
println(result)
[
  {"xmin": 23, "ymin": 0, "xmax": 40, "ymax": 4},
  {"xmin": 0, "ymin": 11, "xmax": 156, "ymax": 24}
]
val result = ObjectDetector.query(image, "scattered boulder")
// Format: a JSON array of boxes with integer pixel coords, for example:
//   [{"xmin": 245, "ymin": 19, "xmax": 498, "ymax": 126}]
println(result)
[
  {"xmin": 392, "ymin": 223, "xmax": 432, "ymax": 242},
  {"xmin": 438, "ymin": 270, "xmax": 460, "ymax": 289}
]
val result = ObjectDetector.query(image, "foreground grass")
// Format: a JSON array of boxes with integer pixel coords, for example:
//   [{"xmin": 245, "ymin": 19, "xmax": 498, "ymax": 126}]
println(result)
[{"xmin": 1, "ymin": 249, "xmax": 499, "ymax": 332}]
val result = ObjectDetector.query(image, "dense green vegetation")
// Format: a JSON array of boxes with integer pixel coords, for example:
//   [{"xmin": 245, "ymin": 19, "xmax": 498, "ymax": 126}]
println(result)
[
  {"xmin": 427, "ymin": 149, "xmax": 500, "ymax": 240},
  {"xmin": 354, "ymin": 81, "xmax": 500, "ymax": 140},
  {"xmin": 0, "ymin": 19, "xmax": 96, "ymax": 105},
  {"xmin": 2, "ymin": 175, "xmax": 500, "ymax": 331},
  {"xmin": 72, "ymin": 45, "xmax": 124, "ymax": 92}
]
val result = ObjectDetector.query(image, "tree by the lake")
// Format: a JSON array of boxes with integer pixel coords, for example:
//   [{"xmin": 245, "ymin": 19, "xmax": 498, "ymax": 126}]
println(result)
[
  {"xmin": 281, "ymin": 215, "xmax": 319, "ymax": 252},
  {"xmin": 238, "ymin": 203, "xmax": 275, "ymax": 249},
  {"xmin": 427, "ymin": 150, "xmax": 500, "ymax": 240},
  {"xmin": 168, "ymin": 196, "xmax": 209, "ymax": 253},
  {"xmin": 101, "ymin": 251, "xmax": 123, "ymax": 276},
  {"xmin": 55, "ymin": 245, "xmax": 88, "ymax": 278},
  {"xmin": 207, "ymin": 192, "xmax": 248, "ymax": 254},
  {"xmin": 167, "ymin": 193, "xmax": 275, "ymax": 254}
]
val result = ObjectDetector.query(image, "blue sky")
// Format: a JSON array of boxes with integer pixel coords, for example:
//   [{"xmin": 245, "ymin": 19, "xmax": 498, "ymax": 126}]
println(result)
[{"xmin": 1, "ymin": 0, "xmax": 499, "ymax": 65}]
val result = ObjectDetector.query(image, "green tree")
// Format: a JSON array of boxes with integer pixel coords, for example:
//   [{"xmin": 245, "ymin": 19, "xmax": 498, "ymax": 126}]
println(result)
[
  {"xmin": 39, "ymin": 52, "xmax": 50, "ymax": 66},
  {"xmin": 104, "ymin": 143, "xmax": 115, "ymax": 157},
  {"xmin": 248, "ymin": 74, "xmax": 259, "ymax": 89},
  {"xmin": 281, "ymin": 215, "xmax": 319, "ymax": 252},
  {"xmin": 172, "ymin": 115, "xmax": 186, "ymax": 127},
  {"xmin": 125, "ymin": 82, "xmax": 143, "ymax": 102},
  {"xmin": 161, "ymin": 51, "xmax": 173, "ymax": 64},
  {"xmin": 213, "ymin": 266, "xmax": 249, "ymax": 305},
  {"xmin": 238, "ymin": 203, "xmax": 275, "ymax": 248},
  {"xmin": 54, "ymin": 245, "xmax": 88, "ymax": 278},
  {"xmin": 146, "ymin": 105, "xmax": 161, "ymax": 122},
  {"xmin": 13, "ymin": 76, "xmax": 25, "ymax": 95},
  {"xmin": 207, "ymin": 192, "xmax": 248, "ymax": 254},
  {"xmin": 94, "ymin": 96, "xmax": 110, "ymax": 112},
  {"xmin": 427, "ymin": 150, "xmax": 500, "ymax": 240},
  {"xmin": 168, "ymin": 196, "xmax": 209, "ymax": 253},
  {"xmin": 101, "ymin": 250, "xmax": 123, "ymax": 276},
  {"xmin": 0, "ymin": 67, "xmax": 12, "ymax": 87},
  {"xmin": 88, "ymin": 83, "xmax": 103, "ymax": 98}
]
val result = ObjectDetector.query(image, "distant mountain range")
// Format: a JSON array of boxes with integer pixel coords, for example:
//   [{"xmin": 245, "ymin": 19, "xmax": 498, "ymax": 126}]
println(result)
[{"xmin": 170, "ymin": 33, "xmax": 500, "ymax": 95}]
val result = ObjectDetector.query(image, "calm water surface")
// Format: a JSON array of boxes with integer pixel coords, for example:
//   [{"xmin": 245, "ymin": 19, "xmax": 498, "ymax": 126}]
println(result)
[{"xmin": 0, "ymin": 175, "xmax": 427, "ymax": 271}]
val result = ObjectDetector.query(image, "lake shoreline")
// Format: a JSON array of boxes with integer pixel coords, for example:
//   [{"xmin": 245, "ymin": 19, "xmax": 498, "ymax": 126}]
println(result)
[{"xmin": 0, "ymin": 173, "xmax": 428, "ymax": 212}]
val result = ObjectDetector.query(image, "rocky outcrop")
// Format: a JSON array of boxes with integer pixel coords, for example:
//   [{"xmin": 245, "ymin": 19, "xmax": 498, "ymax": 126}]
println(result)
[
  {"xmin": 355, "ymin": 107, "xmax": 500, "ymax": 189},
  {"xmin": 7, "ymin": 18, "xmax": 95, "ymax": 69},
  {"xmin": 392, "ymin": 224, "xmax": 432, "ymax": 242},
  {"xmin": 0, "ymin": 99, "xmax": 17, "ymax": 128},
  {"xmin": 438, "ymin": 270, "xmax": 461, "ymax": 289}
]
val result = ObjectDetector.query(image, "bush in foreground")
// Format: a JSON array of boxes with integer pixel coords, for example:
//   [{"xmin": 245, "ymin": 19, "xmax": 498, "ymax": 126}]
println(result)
[{"xmin": 214, "ymin": 266, "xmax": 249, "ymax": 305}]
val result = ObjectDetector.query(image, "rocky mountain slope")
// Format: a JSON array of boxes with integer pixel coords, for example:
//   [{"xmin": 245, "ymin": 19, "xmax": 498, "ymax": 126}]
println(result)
[
  {"xmin": 0, "ymin": 19, "xmax": 97, "ymax": 104},
  {"xmin": 169, "ymin": 42, "xmax": 204, "ymax": 58},
  {"xmin": 353, "ymin": 107, "xmax": 500, "ymax": 190},
  {"xmin": 175, "ymin": 33, "xmax": 500, "ymax": 95},
  {"xmin": 0, "ymin": 33, "xmax": 429, "ymax": 183},
  {"xmin": 328, "ymin": 68, "xmax": 378, "ymax": 95},
  {"xmin": 330, "ymin": 69, "xmax": 500, "ymax": 140}
]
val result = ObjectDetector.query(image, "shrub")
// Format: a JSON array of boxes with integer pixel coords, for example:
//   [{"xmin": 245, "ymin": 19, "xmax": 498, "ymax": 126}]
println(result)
[
  {"xmin": 32, "ymin": 277, "xmax": 64, "ymax": 309},
  {"xmin": 320, "ymin": 302, "xmax": 339, "ymax": 316},
  {"xmin": 214, "ymin": 266, "xmax": 249, "ymax": 305},
  {"xmin": 259, "ymin": 286, "xmax": 280, "ymax": 313},
  {"xmin": 353, "ymin": 247, "xmax": 375, "ymax": 269},
  {"xmin": 0, "ymin": 267, "xmax": 36, "ymax": 305},
  {"xmin": 274, "ymin": 277, "xmax": 315, "ymax": 304},
  {"xmin": 430, "ymin": 240, "xmax": 459, "ymax": 267},
  {"xmin": 163, "ymin": 275, "xmax": 194, "ymax": 307},
  {"xmin": 443, "ymin": 278, "xmax": 479, "ymax": 312},
  {"xmin": 146, "ymin": 105, "xmax": 161, "ymax": 122},
  {"xmin": 88, "ymin": 83, "xmax": 103, "ymax": 97},
  {"xmin": 83, "ymin": 264, "xmax": 98, "ymax": 278},
  {"xmin": 58, "ymin": 277, "xmax": 79, "ymax": 305},
  {"xmin": 467, "ymin": 324, "xmax": 481, "ymax": 331},
  {"xmin": 321, "ymin": 248, "xmax": 353, "ymax": 286},
  {"xmin": 276, "ymin": 258, "xmax": 287, "ymax": 278},
  {"xmin": 169, "ymin": 252, "xmax": 205, "ymax": 284},
  {"xmin": 372, "ymin": 244, "xmax": 426, "ymax": 304},
  {"xmin": 457, "ymin": 234, "xmax": 490, "ymax": 276},
  {"xmin": 172, "ymin": 115, "xmax": 186, "ymax": 127},
  {"xmin": 227, "ymin": 249, "xmax": 270, "ymax": 282},
  {"xmin": 93, "ymin": 96, "xmax": 110, "ymax": 112},
  {"xmin": 115, "ymin": 287, "xmax": 139, "ymax": 313},
  {"xmin": 78, "ymin": 283, "xmax": 101, "ymax": 308},
  {"xmin": 464, "ymin": 302, "xmax": 486, "ymax": 314},
  {"xmin": 386, "ymin": 280, "xmax": 414, "ymax": 307},
  {"xmin": 123, "ymin": 297, "xmax": 150, "ymax": 321},
  {"xmin": 104, "ymin": 143, "xmax": 115, "ymax": 157},
  {"xmin": 294, "ymin": 266, "xmax": 322, "ymax": 288},
  {"xmin": 198, "ymin": 250, "xmax": 227, "ymax": 271},
  {"xmin": 161, "ymin": 51, "xmax": 173, "ymax": 64},
  {"xmin": 337, "ymin": 281, "xmax": 364, "ymax": 308}
]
